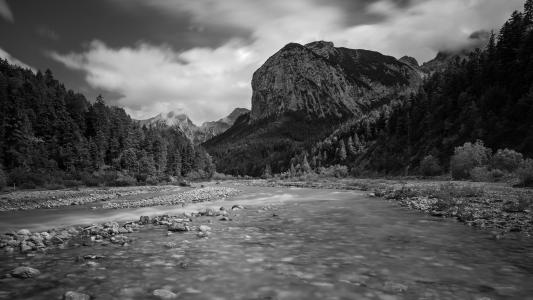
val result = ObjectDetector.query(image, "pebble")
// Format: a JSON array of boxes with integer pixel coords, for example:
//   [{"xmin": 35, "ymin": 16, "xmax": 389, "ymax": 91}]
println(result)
[
  {"xmin": 11, "ymin": 266, "xmax": 40, "ymax": 279},
  {"xmin": 199, "ymin": 225, "xmax": 211, "ymax": 232},
  {"xmin": 153, "ymin": 289, "xmax": 178, "ymax": 299},
  {"xmin": 63, "ymin": 291, "xmax": 91, "ymax": 300},
  {"xmin": 232, "ymin": 205, "xmax": 244, "ymax": 210},
  {"xmin": 17, "ymin": 229, "xmax": 31, "ymax": 236}
]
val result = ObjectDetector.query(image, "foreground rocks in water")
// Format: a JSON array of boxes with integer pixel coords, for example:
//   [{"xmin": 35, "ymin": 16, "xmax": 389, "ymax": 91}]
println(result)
[
  {"xmin": 167, "ymin": 222, "xmax": 190, "ymax": 232},
  {"xmin": 139, "ymin": 216, "xmax": 150, "ymax": 225},
  {"xmin": 153, "ymin": 289, "xmax": 177, "ymax": 299},
  {"xmin": 63, "ymin": 291, "xmax": 91, "ymax": 300},
  {"xmin": 10, "ymin": 266, "xmax": 40, "ymax": 279},
  {"xmin": 102, "ymin": 186, "xmax": 240, "ymax": 209},
  {"xmin": 1, "ymin": 200, "xmax": 237, "ymax": 254}
]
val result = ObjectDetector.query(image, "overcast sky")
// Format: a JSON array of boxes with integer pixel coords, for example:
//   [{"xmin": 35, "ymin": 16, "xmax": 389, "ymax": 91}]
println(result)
[{"xmin": 0, "ymin": 0, "xmax": 525, "ymax": 124}]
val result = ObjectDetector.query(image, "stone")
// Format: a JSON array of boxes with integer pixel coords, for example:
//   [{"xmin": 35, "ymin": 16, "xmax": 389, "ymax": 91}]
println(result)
[
  {"xmin": 11, "ymin": 266, "xmax": 40, "ymax": 279},
  {"xmin": 164, "ymin": 242, "xmax": 178, "ymax": 249},
  {"xmin": 139, "ymin": 216, "xmax": 150, "ymax": 225},
  {"xmin": 168, "ymin": 222, "xmax": 190, "ymax": 232},
  {"xmin": 17, "ymin": 229, "xmax": 31, "ymax": 236},
  {"xmin": 197, "ymin": 231, "xmax": 209, "ymax": 238},
  {"xmin": 220, "ymin": 217, "xmax": 231, "ymax": 221},
  {"xmin": 63, "ymin": 291, "xmax": 91, "ymax": 300},
  {"xmin": 231, "ymin": 205, "xmax": 244, "ymax": 210},
  {"xmin": 153, "ymin": 289, "xmax": 177, "ymax": 299},
  {"xmin": 198, "ymin": 225, "xmax": 211, "ymax": 232},
  {"xmin": 20, "ymin": 242, "xmax": 32, "ymax": 252}
]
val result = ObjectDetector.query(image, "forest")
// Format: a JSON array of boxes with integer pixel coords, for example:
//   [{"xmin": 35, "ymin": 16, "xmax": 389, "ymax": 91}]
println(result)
[
  {"xmin": 280, "ymin": 1, "xmax": 533, "ymax": 185},
  {"xmin": 0, "ymin": 62, "xmax": 214, "ymax": 189}
]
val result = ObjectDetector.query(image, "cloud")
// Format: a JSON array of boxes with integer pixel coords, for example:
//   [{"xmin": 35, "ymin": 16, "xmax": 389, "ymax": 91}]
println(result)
[
  {"xmin": 51, "ymin": 0, "xmax": 524, "ymax": 123},
  {"xmin": 0, "ymin": 47, "xmax": 34, "ymax": 71},
  {"xmin": 50, "ymin": 40, "xmax": 257, "ymax": 124},
  {"xmin": 0, "ymin": 0, "xmax": 13, "ymax": 22}
]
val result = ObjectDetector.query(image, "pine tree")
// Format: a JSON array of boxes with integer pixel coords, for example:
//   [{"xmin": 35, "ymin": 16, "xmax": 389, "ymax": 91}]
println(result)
[
  {"xmin": 263, "ymin": 163, "xmax": 272, "ymax": 178},
  {"xmin": 346, "ymin": 136, "xmax": 356, "ymax": 155},
  {"xmin": 337, "ymin": 140, "xmax": 347, "ymax": 162},
  {"xmin": 301, "ymin": 155, "xmax": 311, "ymax": 173}
]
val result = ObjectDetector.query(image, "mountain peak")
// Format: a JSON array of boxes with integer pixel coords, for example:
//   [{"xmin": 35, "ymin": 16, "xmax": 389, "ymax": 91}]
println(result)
[
  {"xmin": 249, "ymin": 41, "xmax": 422, "ymax": 121},
  {"xmin": 305, "ymin": 41, "xmax": 337, "ymax": 59},
  {"xmin": 399, "ymin": 56, "xmax": 419, "ymax": 68}
]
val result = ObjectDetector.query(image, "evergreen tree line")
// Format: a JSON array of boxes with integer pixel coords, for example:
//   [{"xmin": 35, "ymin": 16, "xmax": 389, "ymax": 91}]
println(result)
[
  {"xmin": 0, "ymin": 61, "xmax": 214, "ymax": 189},
  {"xmin": 288, "ymin": 0, "xmax": 533, "ymax": 178}
]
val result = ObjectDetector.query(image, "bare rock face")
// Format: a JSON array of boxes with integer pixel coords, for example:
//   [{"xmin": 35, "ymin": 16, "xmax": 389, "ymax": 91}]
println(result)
[{"xmin": 250, "ymin": 41, "xmax": 421, "ymax": 122}]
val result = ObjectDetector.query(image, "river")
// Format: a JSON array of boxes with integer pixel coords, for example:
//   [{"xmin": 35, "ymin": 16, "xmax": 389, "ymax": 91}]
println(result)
[{"xmin": 1, "ymin": 185, "xmax": 532, "ymax": 299}]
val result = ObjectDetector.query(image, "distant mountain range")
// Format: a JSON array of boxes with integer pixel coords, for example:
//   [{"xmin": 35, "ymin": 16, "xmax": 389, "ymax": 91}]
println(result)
[{"xmin": 138, "ymin": 108, "xmax": 249, "ymax": 144}]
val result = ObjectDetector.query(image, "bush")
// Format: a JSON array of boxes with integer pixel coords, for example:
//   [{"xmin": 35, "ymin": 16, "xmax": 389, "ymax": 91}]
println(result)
[
  {"xmin": 420, "ymin": 155, "xmax": 442, "ymax": 176},
  {"xmin": 450, "ymin": 140, "xmax": 492, "ymax": 179},
  {"xmin": 319, "ymin": 165, "xmax": 348, "ymax": 178},
  {"xmin": 492, "ymin": 149, "xmax": 523, "ymax": 172},
  {"xmin": 114, "ymin": 173, "xmax": 137, "ymax": 186},
  {"xmin": 8, "ymin": 168, "xmax": 47, "ymax": 188},
  {"xmin": 516, "ymin": 158, "xmax": 533, "ymax": 187},
  {"xmin": 63, "ymin": 180, "xmax": 82, "ymax": 188},
  {"xmin": 45, "ymin": 183, "xmax": 66, "ymax": 190},
  {"xmin": 469, "ymin": 166, "xmax": 493, "ymax": 182}
]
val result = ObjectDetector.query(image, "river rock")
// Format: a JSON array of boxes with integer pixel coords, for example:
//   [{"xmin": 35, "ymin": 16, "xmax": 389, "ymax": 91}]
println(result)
[
  {"xmin": 198, "ymin": 225, "xmax": 211, "ymax": 232},
  {"xmin": 139, "ymin": 216, "xmax": 150, "ymax": 225},
  {"xmin": 17, "ymin": 229, "xmax": 31, "ymax": 236},
  {"xmin": 20, "ymin": 242, "xmax": 32, "ymax": 252},
  {"xmin": 11, "ymin": 266, "xmax": 40, "ymax": 279},
  {"xmin": 232, "ymin": 205, "xmax": 244, "ymax": 210},
  {"xmin": 168, "ymin": 222, "xmax": 190, "ymax": 232},
  {"xmin": 63, "ymin": 291, "xmax": 91, "ymax": 300},
  {"xmin": 153, "ymin": 289, "xmax": 177, "ymax": 299}
]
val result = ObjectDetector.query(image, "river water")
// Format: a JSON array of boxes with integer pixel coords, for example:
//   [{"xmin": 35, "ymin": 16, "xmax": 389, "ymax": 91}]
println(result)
[{"xmin": 0, "ymin": 186, "xmax": 532, "ymax": 299}]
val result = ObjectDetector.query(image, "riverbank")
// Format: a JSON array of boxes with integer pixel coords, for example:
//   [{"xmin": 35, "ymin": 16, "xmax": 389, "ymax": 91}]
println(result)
[{"xmin": 232, "ymin": 178, "xmax": 533, "ymax": 237}]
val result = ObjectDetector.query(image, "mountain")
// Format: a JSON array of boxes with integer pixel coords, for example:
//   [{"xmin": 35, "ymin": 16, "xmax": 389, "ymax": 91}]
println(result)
[
  {"xmin": 205, "ymin": 41, "xmax": 422, "ymax": 176},
  {"xmin": 250, "ymin": 41, "xmax": 421, "ymax": 121},
  {"xmin": 290, "ymin": 7, "xmax": 533, "ymax": 176},
  {"xmin": 138, "ymin": 108, "xmax": 249, "ymax": 144}
]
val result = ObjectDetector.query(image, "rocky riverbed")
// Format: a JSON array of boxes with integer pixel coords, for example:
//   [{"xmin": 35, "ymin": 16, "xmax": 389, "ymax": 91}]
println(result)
[
  {"xmin": 1, "ymin": 186, "xmax": 532, "ymax": 299},
  {"xmin": 233, "ymin": 178, "xmax": 533, "ymax": 237},
  {"xmin": 0, "ymin": 185, "xmax": 189, "ymax": 211}
]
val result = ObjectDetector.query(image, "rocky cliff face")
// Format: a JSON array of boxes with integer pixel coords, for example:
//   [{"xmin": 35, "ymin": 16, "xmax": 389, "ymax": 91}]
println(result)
[
  {"xmin": 250, "ymin": 41, "xmax": 421, "ymax": 122},
  {"xmin": 138, "ymin": 108, "xmax": 249, "ymax": 144}
]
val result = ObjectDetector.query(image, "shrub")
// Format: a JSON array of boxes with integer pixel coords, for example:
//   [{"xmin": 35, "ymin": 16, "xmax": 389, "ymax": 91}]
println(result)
[
  {"xmin": 469, "ymin": 166, "xmax": 493, "ymax": 182},
  {"xmin": 145, "ymin": 176, "xmax": 159, "ymax": 185},
  {"xmin": 114, "ymin": 173, "xmax": 137, "ymax": 186},
  {"xmin": 420, "ymin": 155, "xmax": 442, "ymax": 176},
  {"xmin": 8, "ymin": 168, "xmax": 47, "ymax": 188},
  {"xmin": 450, "ymin": 140, "xmax": 492, "ymax": 179},
  {"xmin": 63, "ymin": 180, "xmax": 82, "ymax": 188},
  {"xmin": 516, "ymin": 158, "xmax": 533, "ymax": 187},
  {"xmin": 319, "ymin": 165, "xmax": 348, "ymax": 178},
  {"xmin": 45, "ymin": 183, "xmax": 66, "ymax": 190},
  {"xmin": 492, "ymin": 149, "xmax": 524, "ymax": 172}
]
